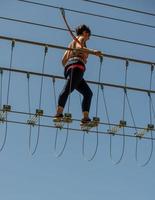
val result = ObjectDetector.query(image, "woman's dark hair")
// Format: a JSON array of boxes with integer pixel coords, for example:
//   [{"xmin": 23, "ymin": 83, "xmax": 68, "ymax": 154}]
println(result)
[{"xmin": 76, "ymin": 24, "xmax": 91, "ymax": 36}]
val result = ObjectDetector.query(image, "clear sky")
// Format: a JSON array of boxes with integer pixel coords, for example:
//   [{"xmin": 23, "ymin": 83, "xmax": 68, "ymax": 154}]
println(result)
[{"xmin": 0, "ymin": 0, "xmax": 155, "ymax": 200}]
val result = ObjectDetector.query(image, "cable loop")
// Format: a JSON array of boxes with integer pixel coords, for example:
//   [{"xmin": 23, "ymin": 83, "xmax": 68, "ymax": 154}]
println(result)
[
  {"xmin": 0, "ymin": 41, "xmax": 15, "ymax": 152},
  {"xmin": 28, "ymin": 47, "xmax": 48, "ymax": 155},
  {"xmin": 82, "ymin": 56, "xmax": 103, "ymax": 161},
  {"xmin": 135, "ymin": 64, "xmax": 154, "ymax": 166}
]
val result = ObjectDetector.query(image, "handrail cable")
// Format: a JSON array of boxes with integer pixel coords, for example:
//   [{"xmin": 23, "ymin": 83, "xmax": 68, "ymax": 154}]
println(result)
[{"xmin": 0, "ymin": 35, "xmax": 155, "ymax": 65}]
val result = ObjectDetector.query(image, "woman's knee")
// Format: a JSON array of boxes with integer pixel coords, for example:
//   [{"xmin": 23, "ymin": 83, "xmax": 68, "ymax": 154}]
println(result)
[{"xmin": 86, "ymin": 88, "xmax": 93, "ymax": 99}]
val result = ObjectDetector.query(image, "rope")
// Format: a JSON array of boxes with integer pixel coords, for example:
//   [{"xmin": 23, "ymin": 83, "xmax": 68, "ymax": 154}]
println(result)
[
  {"xmin": 82, "ymin": 56, "xmax": 103, "ymax": 161},
  {"xmin": 26, "ymin": 72, "xmax": 33, "ymax": 152},
  {"xmin": 101, "ymin": 84, "xmax": 111, "ymax": 131},
  {"xmin": 6, "ymin": 40, "xmax": 15, "ymax": 104},
  {"xmin": 0, "ymin": 40, "xmax": 15, "ymax": 152},
  {"xmin": 109, "ymin": 60, "xmax": 128, "ymax": 164},
  {"xmin": 0, "ymin": 69, "xmax": 3, "ymax": 111},
  {"xmin": 52, "ymin": 76, "xmax": 70, "ymax": 158},
  {"xmin": 135, "ymin": 65, "xmax": 154, "ymax": 166},
  {"xmin": 28, "ymin": 46, "xmax": 48, "ymax": 155}
]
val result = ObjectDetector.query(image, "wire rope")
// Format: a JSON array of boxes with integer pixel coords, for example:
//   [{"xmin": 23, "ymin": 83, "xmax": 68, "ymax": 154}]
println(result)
[
  {"xmin": 109, "ymin": 61, "xmax": 128, "ymax": 164},
  {"xmin": 135, "ymin": 65, "xmax": 154, "ymax": 166},
  {"xmin": 0, "ymin": 40, "xmax": 15, "ymax": 152},
  {"xmin": 82, "ymin": 56, "xmax": 103, "ymax": 161},
  {"xmin": 0, "ymin": 69, "xmax": 3, "ymax": 110},
  {"xmin": 26, "ymin": 72, "xmax": 33, "ymax": 153},
  {"xmin": 28, "ymin": 46, "xmax": 48, "ymax": 155}
]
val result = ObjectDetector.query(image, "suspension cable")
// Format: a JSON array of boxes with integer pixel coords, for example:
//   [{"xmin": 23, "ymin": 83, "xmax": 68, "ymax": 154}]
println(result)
[
  {"xmin": 82, "ymin": 56, "xmax": 103, "ymax": 161},
  {"xmin": 109, "ymin": 60, "xmax": 128, "ymax": 164},
  {"xmin": 0, "ymin": 69, "xmax": 3, "ymax": 110},
  {"xmin": 29, "ymin": 46, "xmax": 48, "ymax": 155},
  {"xmin": 101, "ymin": 84, "xmax": 111, "ymax": 131},
  {"xmin": 53, "ymin": 77, "xmax": 70, "ymax": 158},
  {"xmin": 0, "ymin": 69, "xmax": 3, "ymax": 122},
  {"xmin": 135, "ymin": 65, "xmax": 154, "ymax": 166},
  {"xmin": 0, "ymin": 40, "xmax": 15, "ymax": 152},
  {"xmin": 26, "ymin": 72, "xmax": 33, "ymax": 153}
]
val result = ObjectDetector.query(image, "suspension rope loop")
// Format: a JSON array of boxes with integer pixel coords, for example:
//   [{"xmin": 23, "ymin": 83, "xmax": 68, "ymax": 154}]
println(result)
[
  {"xmin": 0, "ymin": 69, "xmax": 3, "ymax": 110},
  {"xmin": 95, "ymin": 56, "xmax": 103, "ymax": 117},
  {"xmin": 0, "ymin": 69, "xmax": 3, "ymax": 125},
  {"xmin": 101, "ymin": 84, "xmax": 111, "ymax": 131},
  {"xmin": 135, "ymin": 64, "xmax": 154, "ymax": 166},
  {"xmin": 54, "ymin": 68, "xmax": 73, "ymax": 158},
  {"xmin": 7, "ymin": 40, "xmax": 15, "ymax": 104},
  {"xmin": 28, "ymin": 46, "xmax": 48, "ymax": 155},
  {"xmin": 0, "ymin": 69, "xmax": 4, "ymax": 125},
  {"xmin": 149, "ymin": 65, "xmax": 155, "ymax": 119},
  {"xmin": 52, "ymin": 77, "xmax": 57, "ymax": 109},
  {"xmin": 27, "ymin": 72, "xmax": 31, "ymax": 117},
  {"xmin": 52, "ymin": 76, "xmax": 70, "ymax": 158},
  {"xmin": 82, "ymin": 56, "xmax": 103, "ymax": 161},
  {"xmin": 26, "ymin": 72, "xmax": 33, "ymax": 152},
  {"xmin": 0, "ymin": 40, "xmax": 15, "ymax": 152},
  {"xmin": 109, "ymin": 60, "xmax": 129, "ymax": 165},
  {"xmin": 54, "ymin": 127, "xmax": 69, "ymax": 158}
]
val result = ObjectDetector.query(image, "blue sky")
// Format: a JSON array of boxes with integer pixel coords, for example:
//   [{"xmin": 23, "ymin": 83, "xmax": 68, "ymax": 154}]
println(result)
[{"xmin": 0, "ymin": 0, "xmax": 155, "ymax": 200}]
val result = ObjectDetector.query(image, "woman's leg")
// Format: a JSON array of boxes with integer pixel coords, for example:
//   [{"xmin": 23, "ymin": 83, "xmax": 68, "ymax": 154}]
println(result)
[
  {"xmin": 76, "ymin": 79, "xmax": 93, "ymax": 121},
  {"xmin": 56, "ymin": 68, "xmax": 83, "ymax": 115}
]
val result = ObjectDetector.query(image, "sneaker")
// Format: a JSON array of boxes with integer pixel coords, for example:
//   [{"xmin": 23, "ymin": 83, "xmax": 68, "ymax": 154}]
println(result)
[
  {"xmin": 53, "ymin": 113, "xmax": 63, "ymax": 122},
  {"xmin": 81, "ymin": 117, "xmax": 91, "ymax": 124}
]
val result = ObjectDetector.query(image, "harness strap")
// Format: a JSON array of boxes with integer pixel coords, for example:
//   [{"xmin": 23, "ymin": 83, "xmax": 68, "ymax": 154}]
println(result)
[{"xmin": 66, "ymin": 64, "xmax": 85, "ymax": 72}]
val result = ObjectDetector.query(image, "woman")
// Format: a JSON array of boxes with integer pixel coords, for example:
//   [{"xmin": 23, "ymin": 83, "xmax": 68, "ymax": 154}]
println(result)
[{"xmin": 54, "ymin": 24, "xmax": 102, "ymax": 124}]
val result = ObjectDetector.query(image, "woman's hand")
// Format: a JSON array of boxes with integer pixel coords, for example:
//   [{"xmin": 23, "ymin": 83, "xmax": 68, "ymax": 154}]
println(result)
[{"xmin": 93, "ymin": 50, "xmax": 103, "ymax": 57}]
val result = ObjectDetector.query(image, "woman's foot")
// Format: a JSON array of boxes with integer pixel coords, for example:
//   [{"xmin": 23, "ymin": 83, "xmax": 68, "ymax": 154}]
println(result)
[
  {"xmin": 53, "ymin": 113, "xmax": 63, "ymax": 122},
  {"xmin": 81, "ymin": 117, "xmax": 91, "ymax": 124}
]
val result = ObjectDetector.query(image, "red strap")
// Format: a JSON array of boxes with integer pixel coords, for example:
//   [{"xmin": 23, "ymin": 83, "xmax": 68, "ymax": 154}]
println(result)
[{"xmin": 66, "ymin": 64, "xmax": 85, "ymax": 72}]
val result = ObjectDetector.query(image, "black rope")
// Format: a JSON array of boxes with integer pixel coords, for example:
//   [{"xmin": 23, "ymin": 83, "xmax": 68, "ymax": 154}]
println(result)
[
  {"xmin": 135, "ymin": 65, "xmax": 154, "ymax": 166},
  {"xmin": 6, "ymin": 40, "xmax": 15, "ymax": 104},
  {"xmin": 0, "ymin": 40, "xmax": 15, "ymax": 152},
  {"xmin": 0, "ymin": 69, "xmax": 3, "ymax": 110},
  {"xmin": 82, "ymin": 56, "xmax": 103, "ymax": 161},
  {"xmin": 30, "ymin": 46, "xmax": 48, "ymax": 155},
  {"xmin": 109, "ymin": 60, "xmax": 128, "ymax": 164},
  {"xmin": 53, "ymin": 78, "xmax": 70, "ymax": 158},
  {"xmin": 26, "ymin": 72, "xmax": 33, "ymax": 152},
  {"xmin": 101, "ymin": 84, "xmax": 111, "ymax": 131},
  {"xmin": 52, "ymin": 77, "xmax": 57, "ymax": 109}
]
